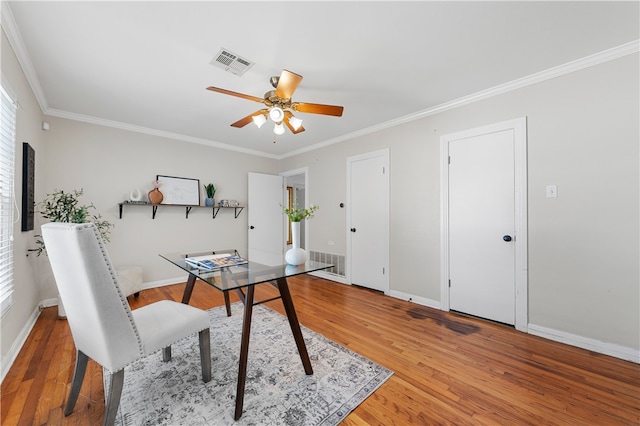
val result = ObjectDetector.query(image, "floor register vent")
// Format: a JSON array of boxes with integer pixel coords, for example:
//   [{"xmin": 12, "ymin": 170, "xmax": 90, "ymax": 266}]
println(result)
[{"xmin": 310, "ymin": 251, "xmax": 345, "ymax": 278}]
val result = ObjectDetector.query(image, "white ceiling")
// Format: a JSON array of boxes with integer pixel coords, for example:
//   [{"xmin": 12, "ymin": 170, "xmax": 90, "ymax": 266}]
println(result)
[{"xmin": 4, "ymin": 1, "xmax": 639, "ymax": 158}]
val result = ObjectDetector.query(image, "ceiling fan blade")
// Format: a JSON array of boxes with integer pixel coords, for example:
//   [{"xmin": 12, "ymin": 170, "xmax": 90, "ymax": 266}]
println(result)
[
  {"xmin": 284, "ymin": 112, "xmax": 305, "ymax": 134},
  {"xmin": 275, "ymin": 70, "xmax": 303, "ymax": 100},
  {"xmin": 206, "ymin": 86, "xmax": 264, "ymax": 103},
  {"xmin": 292, "ymin": 102, "xmax": 344, "ymax": 117},
  {"xmin": 231, "ymin": 109, "xmax": 268, "ymax": 128}
]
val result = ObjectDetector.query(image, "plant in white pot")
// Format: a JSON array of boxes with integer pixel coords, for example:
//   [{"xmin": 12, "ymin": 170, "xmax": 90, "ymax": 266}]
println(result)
[
  {"xmin": 282, "ymin": 204, "xmax": 318, "ymax": 265},
  {"xmin": 30, "ymin": 189, "xmax": 113, "ymax": 317},
  {"xmin": 203, "ymin": 183, "xmax": 216, "ymax": 207}
]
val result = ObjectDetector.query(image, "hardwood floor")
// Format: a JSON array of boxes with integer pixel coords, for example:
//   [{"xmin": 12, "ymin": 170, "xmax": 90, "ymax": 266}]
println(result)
[{"xmin": 2, "ymin": 275, "xmax": 639, "ymax": 425}]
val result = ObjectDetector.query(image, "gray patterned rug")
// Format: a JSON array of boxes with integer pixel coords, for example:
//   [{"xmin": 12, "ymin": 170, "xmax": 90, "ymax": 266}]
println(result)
[{"xmin": 108, "ymin": 302, "xmax": 392, "ymax": 425}]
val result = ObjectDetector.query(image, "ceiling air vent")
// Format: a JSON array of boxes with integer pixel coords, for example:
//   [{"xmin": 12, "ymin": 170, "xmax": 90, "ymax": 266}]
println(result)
[{"xmin": 210, "ymin": 48, "xmax": 254, "ymax": 76}]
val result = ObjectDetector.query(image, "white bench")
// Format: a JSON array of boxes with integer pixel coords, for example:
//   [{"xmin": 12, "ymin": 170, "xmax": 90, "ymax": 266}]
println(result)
[{"xmin": 116, "ymin": 265, "xmax": 143, "ymax": 297}]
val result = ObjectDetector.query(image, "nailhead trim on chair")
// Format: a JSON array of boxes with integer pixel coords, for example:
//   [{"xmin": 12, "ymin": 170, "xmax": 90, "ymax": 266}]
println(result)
[
  {"xmin": 83, "ymin": 223, "xmax": 210, "ymax": 373},
  {"xmin": 84, "ymin": 223, "xmax": 145, "ymax": 359}
]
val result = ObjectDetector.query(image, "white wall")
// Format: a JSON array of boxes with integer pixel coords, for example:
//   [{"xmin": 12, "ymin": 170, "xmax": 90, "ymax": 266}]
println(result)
[
  {"xmin": 39, "ymin": 117, "xmax": 279, "ymax": 289},
  {"xmin": 1, "ymin": 28, "xmax": 46, "ymax": 370},
  {"xmin": 281, "ymin": 53, "xmax": 639, "ymax": 354}
]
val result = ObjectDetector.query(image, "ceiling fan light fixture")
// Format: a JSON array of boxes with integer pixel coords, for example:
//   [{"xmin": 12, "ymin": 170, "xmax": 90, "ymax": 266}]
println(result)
[
  {"xmin": 288, "ymin": 115, "xmax": 303, "ymax": 131},
  {"xmin": 252, "ymin": 114, "xmax": 267, "ymax": 128},
  {"xmin": 269, "ymin": 106, "xmax": 285, "ymax": 123},
  {"xmin": 273, "ymin": 122, "xmax": 285, "ymax": 135}
]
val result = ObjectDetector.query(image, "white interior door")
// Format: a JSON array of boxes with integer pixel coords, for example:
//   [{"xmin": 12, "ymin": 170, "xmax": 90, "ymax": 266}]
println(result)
[
  {"xmin": 248, "ymin": 172, "xmax": 284, "ymax": 266},
  {"xmin": 347, "ymin": 149, "xmax": 389, "ymax": 293},
  {"xmin": 448, "ymin": 130, "xmax": 516, "ymax": 324}
]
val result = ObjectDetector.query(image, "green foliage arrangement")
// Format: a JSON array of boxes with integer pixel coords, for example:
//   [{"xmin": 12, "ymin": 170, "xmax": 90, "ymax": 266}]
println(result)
[
  {"xmin": 282, "ymin": 203, "xmax": 319, "ymax": 222},
  {"xmin": 204, "ymin": 183, "xmax": 216, "ymax": 198},
  {"xmin": 29, "ymin": 189, "xmax": 114, "ymax": 256}
]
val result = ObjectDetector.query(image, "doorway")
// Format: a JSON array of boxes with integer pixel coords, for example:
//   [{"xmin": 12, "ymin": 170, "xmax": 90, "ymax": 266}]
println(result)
[
  {"xmin": 280, "ymin": 167, "xmax": 309, "ymax": 250},
  {"xmin": 440, "ymin": 118, "xmax": 528, "ymax": 331}
]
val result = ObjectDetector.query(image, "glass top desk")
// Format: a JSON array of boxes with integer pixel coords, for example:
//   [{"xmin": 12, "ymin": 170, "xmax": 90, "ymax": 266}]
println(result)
[{"xmin": 160, "ymin": 249, "xmax": 333, "ymax": 420}]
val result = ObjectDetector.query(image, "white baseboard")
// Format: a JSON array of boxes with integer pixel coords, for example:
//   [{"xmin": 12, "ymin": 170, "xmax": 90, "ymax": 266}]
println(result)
[
  {"xmin": 528, "ymin": 323, "xmax": 639, "ymax": 364},
  {"xmin": 1, "ymin": 305, "xmax": 41, "ymax": 383},
  {"xmin": 140, "ymin": 276, "xmax": 187, "ymax": 290},
  {"xmin": 40, "ymin": 297, "xmax": 58, "ymax": 308},
  {"xmin": 308, "ymin": 271, "xmax": 347, "ymax": 284},
  {"xmin": 388, "ymin": 289, "xmax": 442, "ymax": 310}
]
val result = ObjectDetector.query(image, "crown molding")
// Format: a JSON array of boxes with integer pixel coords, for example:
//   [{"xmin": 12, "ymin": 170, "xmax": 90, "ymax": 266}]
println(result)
[
  {"xmin": 4, "ymin": 1, "xmax": 637, "ymax": 161},
  {"xmin": 1, "ymin": 2, "xmax": 48, "ymax": 113},
  {"xmin": 45, "ymin": 108, "xmax": 280, "ymax": 160},
  {"xmin": 281, "ymin": 39, "xmax": 640, "ymax": 159}
]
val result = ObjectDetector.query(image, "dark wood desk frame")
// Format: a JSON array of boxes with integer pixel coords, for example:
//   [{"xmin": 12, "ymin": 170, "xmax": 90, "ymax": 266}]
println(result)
[{"xmin": 180, "ymin": 271, "xmax": 313, "ymax": 420}]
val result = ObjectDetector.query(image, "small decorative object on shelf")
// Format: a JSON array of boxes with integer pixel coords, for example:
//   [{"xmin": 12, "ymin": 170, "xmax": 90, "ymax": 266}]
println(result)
[
  {"xmin": 129, "ymin": 188, "xmax": 142, "ymax": 202},
  {"xmin": 148, "ymin": 180, "xmax": 163, "ymax": 205},
  {"xmin": 282, "ymin": 204, "xmax": 319, "ymax": 265},
  {"xmin": 204, "ymin": 183, "xmax": 216, "ymax": 207}
]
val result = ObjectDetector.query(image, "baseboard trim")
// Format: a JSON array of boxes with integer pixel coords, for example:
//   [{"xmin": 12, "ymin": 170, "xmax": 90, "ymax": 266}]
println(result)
[
  {"xmin": 1, "ymin": 305, "xmax": 41, "ymax": 383},
  {"xmin": 527, "ymin": 323, "xmax": 639, "ymax": 364},
  {"xmin": 388, "ymin": 289, "xmax": 441, "ymax": 310},
  {"xmin": 309, "ymin": 270, "xmax": 347, "ymax": 284},
  {"xmin": 139, "ymin": 276, "xmax": 187, "ymax": 290}
]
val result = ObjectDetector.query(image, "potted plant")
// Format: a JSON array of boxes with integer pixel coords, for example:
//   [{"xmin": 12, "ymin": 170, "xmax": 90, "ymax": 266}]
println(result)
[
  {"xmin": 204, "ymin": 183, "xmax": 216, "ymax": 206},
  {"xmin": 29, "ymin": 189, "xmax": 114, "ymax": 318},
  {"xmin": 282, "ymin": 204, "xmax": 319, "ymax": 265}
]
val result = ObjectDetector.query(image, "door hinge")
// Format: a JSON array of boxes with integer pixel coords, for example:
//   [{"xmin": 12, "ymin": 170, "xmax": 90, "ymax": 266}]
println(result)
[
  {"xmin": 382, "ymin": 267, "xmax": 385, "ymax": 275},
  {"xmin": 382, "ymin": 166, "xmax": 386, "ymax": 174},
  {"xmin": 448, "ymin": 156, "xmax": 451, "ymax": 164},
  {"xmin": 448, "ymin": 279, "xmax": 451, "ymax": 288}
]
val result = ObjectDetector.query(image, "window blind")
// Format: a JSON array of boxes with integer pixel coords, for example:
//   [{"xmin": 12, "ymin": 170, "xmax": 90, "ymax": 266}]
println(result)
[{"xmin": 0, "ymin": 84, "xmax": 16, "ymax": 316}]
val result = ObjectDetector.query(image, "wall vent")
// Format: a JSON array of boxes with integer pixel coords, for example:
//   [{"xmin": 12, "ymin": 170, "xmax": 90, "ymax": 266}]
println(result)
[
  {"xmin": 310, "ymin": 251, "xmax": 345, "ymax": 277},
  {"xmin": 210, "ymin": 48, "xmax": 254, "ymax": 76}
]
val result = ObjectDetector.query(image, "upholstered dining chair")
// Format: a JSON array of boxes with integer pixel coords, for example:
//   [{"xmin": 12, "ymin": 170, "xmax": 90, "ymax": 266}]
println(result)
[{"xmin": 42, "ymin": 222, "xmax": 212, "ymax": 426}]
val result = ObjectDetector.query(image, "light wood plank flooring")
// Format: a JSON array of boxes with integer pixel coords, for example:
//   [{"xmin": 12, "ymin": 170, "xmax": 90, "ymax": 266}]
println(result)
[{"xmin": 2, "ymin": 275, "xmax": 639, "ymax": 425}]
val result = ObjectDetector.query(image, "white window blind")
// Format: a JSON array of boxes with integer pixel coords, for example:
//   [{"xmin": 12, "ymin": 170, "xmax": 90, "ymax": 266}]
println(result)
[{"xmin": 0, "ymin": 84, "xmax": 16, "ymax": 316}]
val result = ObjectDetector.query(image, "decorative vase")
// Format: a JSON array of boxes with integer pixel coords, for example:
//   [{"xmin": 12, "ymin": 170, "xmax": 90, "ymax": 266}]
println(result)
[
  {"xmin": 148, "ymin": 188, "xmax": 163, "ymax": 204},
  {"xmin": 285, "ymin": 221, "xmax": 308, "ymax": 265},
  {"xmin": 205, "ymin": 197, "xmax": 214, "ymax": 207},
  {"xmin": 129, "ymin": 188, "xmax": 142, "ymax": 202}
]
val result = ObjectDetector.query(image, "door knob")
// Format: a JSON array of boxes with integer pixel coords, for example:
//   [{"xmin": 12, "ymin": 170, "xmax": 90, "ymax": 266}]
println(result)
[
  {"xmin": 249, "ymin": 225, "xmax": 255, "ymax": 230},
  {"xmin": 351, "ymin": 228, "xmax": 356, "ymax": 233},
  {"xmin": 503, "ymin": 235, "xmax": 512, "ymax": 242}
]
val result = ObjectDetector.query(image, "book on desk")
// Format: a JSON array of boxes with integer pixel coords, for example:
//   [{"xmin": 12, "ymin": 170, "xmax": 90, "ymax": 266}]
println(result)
[{"xmin": 184, "ymin": 253, "xmax": 248, "ymax": 270}]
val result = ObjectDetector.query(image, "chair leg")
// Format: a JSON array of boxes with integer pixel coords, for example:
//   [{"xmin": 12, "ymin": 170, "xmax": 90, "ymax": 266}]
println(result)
[
  {"xmin": 64, "ymin": 350, "xmax": 89, "ymax": 416},
  {"xmin": 103, "ymin": 369, "xmax": 125, "ymax": 426},
  {"xmin": 199, "ymin": 328, "xmax": 211, "ymax": 383},
  {"xmin": 162, "ymin": 346, "xmax": 171, "ymax": 362}
]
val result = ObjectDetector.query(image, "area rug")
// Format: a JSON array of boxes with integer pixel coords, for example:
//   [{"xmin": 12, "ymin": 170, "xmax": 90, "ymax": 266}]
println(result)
[{"xmin": 107, "ymin": 302, "xmax": 393, "ymax": 425}]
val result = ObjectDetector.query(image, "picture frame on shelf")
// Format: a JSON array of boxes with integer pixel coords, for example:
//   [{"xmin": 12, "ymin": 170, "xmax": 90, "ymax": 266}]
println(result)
[{"xmin": 156, "ymin": 175, "xmax": 200, "ymax": 206}]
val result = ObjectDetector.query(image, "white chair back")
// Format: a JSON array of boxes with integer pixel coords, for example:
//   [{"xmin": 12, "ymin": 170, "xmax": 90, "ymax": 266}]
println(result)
[{"xmin": 42, "ymin": 222, "xmax": 142, "ymax": 372}]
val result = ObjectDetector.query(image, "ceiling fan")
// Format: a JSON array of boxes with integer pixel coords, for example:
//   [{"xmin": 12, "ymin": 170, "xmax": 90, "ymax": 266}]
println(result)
[{"xmin": 206, "ymin": 69, "xmax": 344, "ymax": 136}]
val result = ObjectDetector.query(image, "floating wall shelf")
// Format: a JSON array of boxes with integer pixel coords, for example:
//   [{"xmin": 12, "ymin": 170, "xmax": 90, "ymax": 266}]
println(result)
[{"xmin": 118, "ymin": 203, "xmax": 244, "ymax": 219}]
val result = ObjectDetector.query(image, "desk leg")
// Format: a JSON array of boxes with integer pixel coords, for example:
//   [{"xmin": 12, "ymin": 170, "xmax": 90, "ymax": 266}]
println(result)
[
  {"xmin": 234, "ymin": 285, "xmax": 255, "ymax": 420},
  {"xmin": 277, "ymin": 278, "xmax": 313, "ymax": 375},
  {"xmin": 220, "ymin": 271, "xmax": 233, "ymax": 316},
  {"xmin": 223, "ymin": 291, "xmax": 232, "ymax": 316},
  {"xmin": 181, "ymin": 274, "xmax": 197, "ymax": 304}
]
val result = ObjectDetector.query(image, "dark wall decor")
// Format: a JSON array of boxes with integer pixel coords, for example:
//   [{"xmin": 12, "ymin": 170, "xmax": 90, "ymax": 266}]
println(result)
[{"xmin": 21, "ymin": 142, "xmax": 35, "ymax": 231}]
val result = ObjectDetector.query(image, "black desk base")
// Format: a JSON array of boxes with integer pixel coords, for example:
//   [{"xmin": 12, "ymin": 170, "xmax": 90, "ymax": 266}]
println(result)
[{"xmin": 181, "ymin": 273, "xmax": 313, "ymax": 420}]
